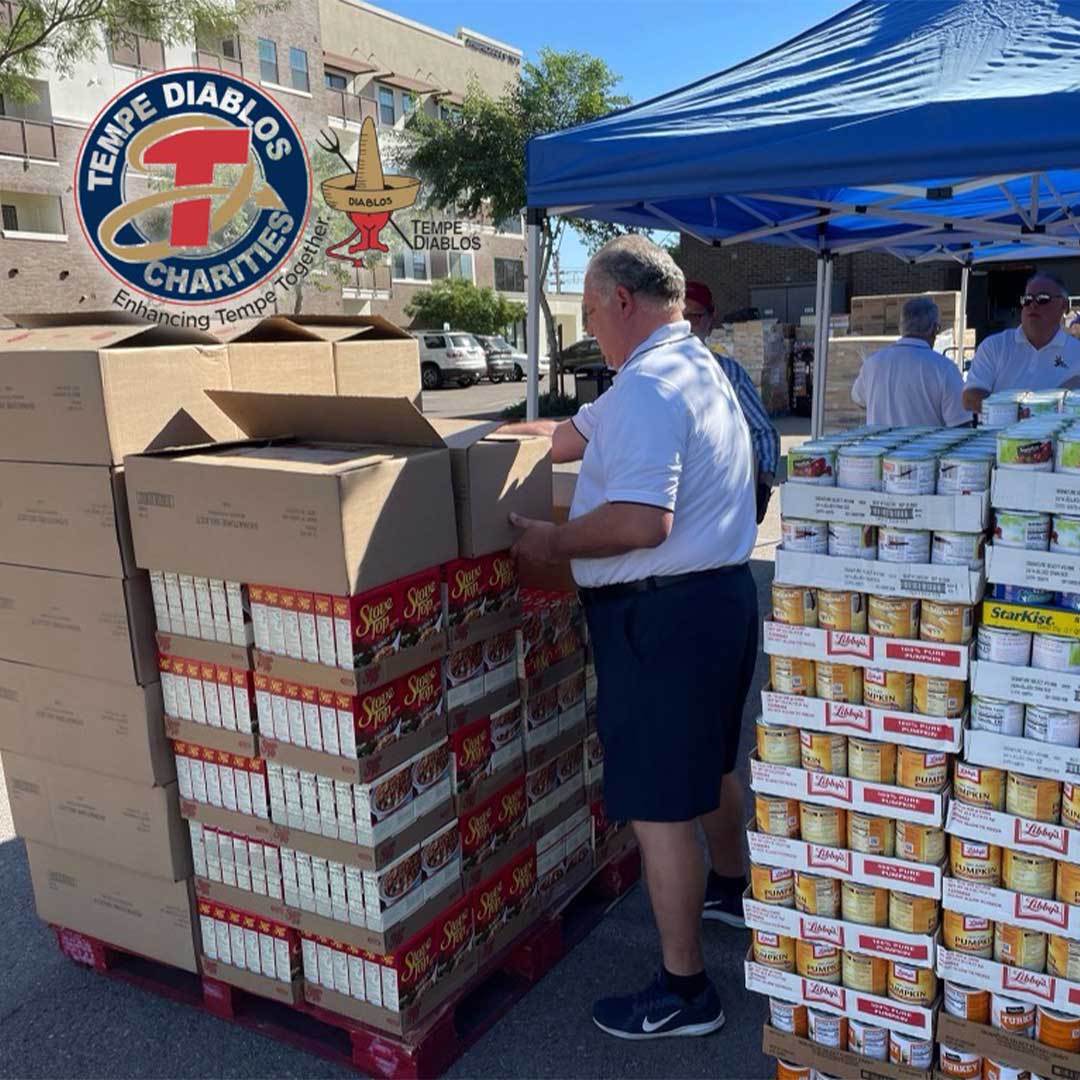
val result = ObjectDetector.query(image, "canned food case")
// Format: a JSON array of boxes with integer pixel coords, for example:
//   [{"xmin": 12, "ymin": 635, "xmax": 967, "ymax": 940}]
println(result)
[
  {"xmin": 745, "ymin": 824, "xmax": 943, "ymax": 899},
  {"xmin": 992, "ymin": 468, "xmax": 1080, "ymax": 517},
  {"xmin": 964, "ymin": 727, "xmax": 1080, "ymax": 786},
  {"xmin": 763, "ymin": 619, "xmax": 971, "ymax": 681},
  {"xmin": 745, "ymin": 948, "xmax": 938, "ymax": 1039},
  {"xmin": 937, "ymin": 1011, "xmax": 1080, "ymax": 1080},
  {"xmin": 780, "ymin": 484, "xmax": 989, "ymax": 533},
  {"xmin": 761, "ymin": 1025, "xmax": 933, "ymax": 1080},
  {"xmin": 946, "ymin": 800, "xmax": 1080, "ymax": 862},
  {"xmin": 743, "ymin": 889, "xmax": 938, "ymax": 968},
  {"xmin": 942, "ymin": 876, "xmax": 1080, "ymax": 944},
  {"xmin": 986, "ymin": 546, "xmax": 1080, "ymax": 596},
  {"xmin": 972, "ymin": 658, "xmax": 1080, "ymax": 709},
  {"xmin": 775, "ymin": 551, "xmax": 984, "ymax": 606},
  {"xmin": 750, "ymin": 756, "xmax": 948, "ymax": 827},
  {"xmin": 761, "ymin": 691, "xmax": 963, "ymax": 753},
  {"xmin": 937, "ymin": 945, "xmax": 1080, "ymax": 1016}
]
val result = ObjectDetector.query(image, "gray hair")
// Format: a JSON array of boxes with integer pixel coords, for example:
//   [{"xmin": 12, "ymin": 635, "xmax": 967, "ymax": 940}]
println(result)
[
  {"xmin": 1027, "ymin": 269, "xmax": 1069, "ymax": 297},
  {"xmin": 900, "ymin": 296, "xmax": 941, "ymax": 338},
  {"xmin": 587, "ymin": 235, "xmax": 685, "ymax": 311}
]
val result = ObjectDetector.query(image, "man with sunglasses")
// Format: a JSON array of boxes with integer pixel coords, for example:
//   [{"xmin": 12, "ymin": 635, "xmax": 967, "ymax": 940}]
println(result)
[
  {"xmin": 961, "ymin": 272, "xmax": 1080, "ymax": 413},
  {"xmin": 684, "ymin": 281, "xmax": 780, "ymax": 524}
]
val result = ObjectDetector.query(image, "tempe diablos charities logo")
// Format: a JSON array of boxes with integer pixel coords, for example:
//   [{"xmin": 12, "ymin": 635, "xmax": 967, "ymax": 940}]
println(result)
[{"xmin": 74, "ymin": 69, "xmax": 311, "ymax": 306}]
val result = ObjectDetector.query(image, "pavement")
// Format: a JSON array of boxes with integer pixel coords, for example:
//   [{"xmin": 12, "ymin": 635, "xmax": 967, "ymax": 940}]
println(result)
[{"xmin": 0, "ymin": 381, "xmax": 811, "ymax": 1079}]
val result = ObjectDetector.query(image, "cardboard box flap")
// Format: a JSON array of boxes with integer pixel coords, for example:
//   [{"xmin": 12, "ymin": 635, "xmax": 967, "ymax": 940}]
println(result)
[
  {"xmin": 213, "ymin": 316, "xmax": 328, "ymax": 344},
  {"xmin": 7, "ymin": 310, "xmax": 149, "ymax": 328},
  {"xmin": 287, "ymin": 314, "xmax": 413, "ymax": 342},
  {"xmin": 429, "ymin": 418, "xmax": 506, "ymax": 447},
  {"xmin": 0, "ymin": 321, "xmax": 218, "ymax": 348},
  {"xmin": 205, "ymin": 391, "xmax": 444, "ymax": 449}
]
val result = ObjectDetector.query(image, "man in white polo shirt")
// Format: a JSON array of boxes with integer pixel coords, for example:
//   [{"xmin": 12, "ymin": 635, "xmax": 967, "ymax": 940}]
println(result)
[
  {"xmin": 962, "ymin": 271, "xmax": 1080, "ymax": 412},
  {"xmin": 504, "ymin": 235, "xmax": 758, "ymax": 1041},
  {"xmin": 852, "ymin": 296, "xmax": 971, "ymax": 427}
]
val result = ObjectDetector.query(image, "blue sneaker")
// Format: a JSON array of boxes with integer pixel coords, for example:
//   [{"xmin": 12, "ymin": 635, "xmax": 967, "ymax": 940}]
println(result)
[
  {"xmin": 592, "ymin": 973, "xmax": 726, "ymax": 1040},
  {"xmin": 702, "ymin": 875, "xmax": 747, "ymax": 928}
]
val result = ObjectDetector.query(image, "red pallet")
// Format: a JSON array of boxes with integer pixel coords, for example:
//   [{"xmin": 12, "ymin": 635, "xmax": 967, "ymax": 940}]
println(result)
[{"xmin": 52, "ymin": 844, "xmax": 640, "ymax": 1080}]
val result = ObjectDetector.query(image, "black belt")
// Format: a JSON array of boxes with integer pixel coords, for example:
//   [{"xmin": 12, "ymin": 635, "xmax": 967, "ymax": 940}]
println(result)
[{"xmin": 579, "ymin": 564, "xmax": 744, "ymax": 604}]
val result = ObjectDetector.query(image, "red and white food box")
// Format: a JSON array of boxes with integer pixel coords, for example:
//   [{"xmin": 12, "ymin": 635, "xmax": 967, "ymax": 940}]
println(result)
[
  {"xmin": 749, "ymin": 756, "xmax": 947, "ymax": 826},
  {"xmin": 743, "ymin": 893, "xmax": 938, "ymax": 967},
  {"xmin": 482, "ymin": 629, "xmax": 518, "ymax": 694},
  {"xmin": 943, "ymin": 876, "xmax": 1080, "ymax": 943},
  {"xmin": 963, "ymin": 726, "xmax": 1080, "ymax": 786},
  {"xmin": 445, "ymin": 641, "xmax": 487, "ymax": 710},
  {"xmin": 353, "ymin": 740, "xmax": 452, "ymax": 846},
  {"xmin": 946, "ymin": 800, "xmax": 1080, "ymax": 860},
  {"xmin": 746, "ymin": 826, "xmax": 943, "ymax": 899},
  {"xmin": 763, "ymin": 620, "xmax": 971, "ymax": 680},
  {"xmin": 937, "ymin": 946, "xmax": 1080, "ymax": 1016},
  {"xmin": 761, "ymin": 691, "xmax": 963, "ymax": 752},
  {"xmin": 527, "ymin": 745, "xmax": 584, "ymax": 825},
  {"xmin": 524, "ymin": 685, "xmax": 559, "ymax": 751},
  {"xmin": 420, "ymin": 819, "xmax": 461, "ymax": 902},
  {"xmin": 444, "ymin": 553, "xmax": 519, "ymax": 629},
  {"xmin": 744, "ymin": 951, "xmax": 938, "ymax": 1039},
  {"xmin": 556, "ymin": 670, "xmax": 587, "ymax": 732},
  {"xmin": 362, "ymin": 845, "xmax": 424, "ymax": 932},
  {"xmin": 450, "ymin": 715, "xmax": 494, "ymax": 796}
]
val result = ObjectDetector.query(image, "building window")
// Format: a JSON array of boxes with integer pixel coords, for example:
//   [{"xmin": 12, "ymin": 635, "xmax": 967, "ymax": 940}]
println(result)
[
  {"xmin": 494, "ymin": 257, "xmax": 525, "ymax": 293},
  {"xmin": 289, "ymin": 47, "xmax": 309, "ymax": 92},
  {"xmin": 108, "ymin": 32, "xmax": 165, "ymax": 71},
  {"xmin": 448, "ymin": 251, "xmax": 473, "ymax": 281},
  {"xmin": 1, "ymin": 203, "xmax": 16, "ymax": 231},
  {"xmin": 495, "ymin": 214, "xmax": 523, "ymax": 235},
  {"xmin": 402, "ymin": 92, "xmax": 414, "ymax": 116},
  {"xmin": 325, "ymin": 70, "xmax": 347, "ymax": 91},
  {"xmin": 378, "ymin": 85, "xmax": 396, "ymax": 125},
  {"xmin": 0, "ymin": 191, "xmax": 65, "ymax": 236},
  {"xmin": 393, "ymin": 248, "xmax": 428, "ymax": 280},
  {"xmin": 440, "ymin": 105, "xmax": 461, "ymax": 123},
  {"xmin": 258, "ymin": 38, "xmax": 278, "ymax": 84}
]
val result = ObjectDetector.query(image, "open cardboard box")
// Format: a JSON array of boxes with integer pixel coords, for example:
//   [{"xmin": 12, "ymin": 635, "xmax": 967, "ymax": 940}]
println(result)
[
  {"xmin": 156, "ymin": 630, "xmax": 252, "ymax": 672},
  {"xmin": 937, "ymin": 945, "xmax": 1080, "ymax": 1015},
  {"xmin": 946, "ymin": 799, "xmax": 1080, "ymax": 860},
  {"xmin": 202, "ymin": 955, "xmax": 303, "ymax": 1005},
  {"xmin": 987, "ymin": 545, "xmax": 1080, "ymax": 595},
  {"xmin": 761, "ymin": 1025, "xmax": 932, "ymax": 1080},
  {"xmin": 164, "ymin": 716, "xmax": 258, "ymax": 760},
  {"xmin": 942, "ymin": 875, "xmax": 1080, "ymax": 942},
  {"xmin": 964, "ymin": 724, "xmax": 1080, "ymax": 786},
  {"xmin": 779, "ymin": 481, "xmax": 989, "ymax": 532},
  {"xmin": 993, "ymin": 466, "xmax": 1080, "ymax": 517},
  {"xmin": 937, "ymin": 1012, "xmax": 1080, "ymax": 1078}
]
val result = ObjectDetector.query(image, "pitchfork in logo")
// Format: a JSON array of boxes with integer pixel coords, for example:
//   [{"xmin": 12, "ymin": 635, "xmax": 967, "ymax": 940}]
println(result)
[{"xmin": 318, "ymin": 120, "xmax": 419, "ymax": 266}]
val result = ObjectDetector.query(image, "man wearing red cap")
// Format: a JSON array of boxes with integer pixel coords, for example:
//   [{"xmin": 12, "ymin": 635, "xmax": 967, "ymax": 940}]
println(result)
[{"xmin": 684, "ymin": 282, "xmax": 780, "ymax": 526}]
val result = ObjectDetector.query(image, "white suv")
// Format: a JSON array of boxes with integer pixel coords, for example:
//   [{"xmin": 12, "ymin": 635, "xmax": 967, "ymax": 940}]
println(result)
[{"xmin": 411, "ymin": 331, "xmax": 488, "ymax": 390}]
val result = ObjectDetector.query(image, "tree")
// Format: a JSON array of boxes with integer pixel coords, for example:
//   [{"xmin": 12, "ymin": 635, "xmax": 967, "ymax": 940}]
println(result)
[
  {"xmin": 404, "ymin": 278, "xmax": 525, "ymax": 336},
  {"xmin": 403, "ymin": 47, "xmax": 631, "ymax": 366},
  {"xmin": 0, "ymin": 0, "xmax": 282, "ymax": 100}
]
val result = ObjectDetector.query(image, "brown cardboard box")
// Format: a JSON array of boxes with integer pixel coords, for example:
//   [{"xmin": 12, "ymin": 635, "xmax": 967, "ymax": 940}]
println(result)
[
  {"xmin": 0, "ymin": 463, "xmax": 135, "ymax": 577},
  {"xmin": 25, "ymin": 840, "xmax": 199, "ymax": 973},
  {"xmin": 0, "ymin": 660, "xmax": 172, "ymax": 785},
  {"xmin": 125, "ymin": 393, "xmax": 457, "ymax": 595},
  {"xmin": 430, "ymin": 420, "xmax": 552, "ymax": 558},
  {"xmin": 517, "ymin": 470, "xmax": 578, "ymax": 594},
  {"xmin": 936, "ymin": 1013, "xmax": 1080, "ymax": 1078},
  {"xmin": 0, "ymin": 316, "xmax": 234, "ymax": 464},
  {"xmin": 4, "ymin": 753, "xmax": 191, "ymax": 880},
  {"xmin": 218, "ymin": 315, "xmax": 421, "ymax": 405},
  {"xmin": 761, "ymin": 1026, "xmax": 930, "ymax": 1080},
  {"xmin": 0, "ymin": 564, "xmax": 156, "ymax": 684}
]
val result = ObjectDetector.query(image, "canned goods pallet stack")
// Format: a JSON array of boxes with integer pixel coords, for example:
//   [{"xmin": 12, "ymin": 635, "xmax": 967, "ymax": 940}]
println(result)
[
  {"xmin": 934, "ymin": 388, "xmax": 1080, "ymax": 1080},
  {"xmin": 752, "ymin": 424, "xmax": 993, "ymax": 1080}
]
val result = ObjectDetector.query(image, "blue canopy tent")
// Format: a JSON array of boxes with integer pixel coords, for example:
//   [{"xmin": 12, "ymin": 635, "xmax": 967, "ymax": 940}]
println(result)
[{"xmin": 522, "ymin": 0, "xmax": 1080, "ymax": 431}]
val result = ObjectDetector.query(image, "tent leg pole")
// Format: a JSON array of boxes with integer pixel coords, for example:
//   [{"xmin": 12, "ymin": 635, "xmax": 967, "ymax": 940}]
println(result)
[
  {"xmin": 811, "ymin": 257, "xmax": 826, "ymax": 438},
  {"xmin": 526, "ymin": 211, "xmax": 544, "ymax": 422},
  {"xmin": 958, "ymin": 263, "xmax": 970, "ymax": 372},
  {"xmin": 819, "ymin": 257, "xmax": 834, "ymax": 433}
]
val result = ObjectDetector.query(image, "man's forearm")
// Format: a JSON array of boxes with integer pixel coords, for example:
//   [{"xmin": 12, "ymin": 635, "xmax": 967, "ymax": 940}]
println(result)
[
  {"xmin": 553, "ymin": 503, "xmax": 672, "ymax": 559},
  {"xmin": 961, "ymin": 386, "xmax": 988, "ymax": 412},
  {"xmin": 499, "ymin": 420, "xmax": 560, "ymax": 436}
]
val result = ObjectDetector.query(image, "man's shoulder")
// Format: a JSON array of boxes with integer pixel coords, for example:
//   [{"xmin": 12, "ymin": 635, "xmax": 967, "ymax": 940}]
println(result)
[{"xmin": 978, "ymin": 328, "xmax": 1012, "ymax": 351}]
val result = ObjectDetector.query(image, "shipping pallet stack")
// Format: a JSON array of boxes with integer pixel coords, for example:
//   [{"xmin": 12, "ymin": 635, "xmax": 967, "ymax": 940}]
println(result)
[
  {"xmin": 747, "ymin": 422, "xmax": 993, "ymax": 1080},
  {"xmin": 937, "ymin": 393, "xmax": 1080, "ymax": 1079}
]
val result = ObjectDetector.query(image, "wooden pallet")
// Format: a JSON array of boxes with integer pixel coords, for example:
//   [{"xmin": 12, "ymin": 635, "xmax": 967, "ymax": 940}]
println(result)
[{"xmin": 52, "ymin": 845, "xmax": 640, "ymax": 1079}]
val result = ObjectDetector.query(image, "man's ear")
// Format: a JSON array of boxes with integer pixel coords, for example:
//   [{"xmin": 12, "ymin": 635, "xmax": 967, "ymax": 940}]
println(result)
[{"xmin": 615, "ymin": 284, "xmax": 635, "ymax": 317}]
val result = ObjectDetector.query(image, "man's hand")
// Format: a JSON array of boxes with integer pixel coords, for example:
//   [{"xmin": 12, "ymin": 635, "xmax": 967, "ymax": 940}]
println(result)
[
  {"xmin": 509, "ymin": 513, "xmax": 562, "ymax": 565},
  {"xmin": 756, "ymin": 482, "xmax": 773, "ymax": 525}
]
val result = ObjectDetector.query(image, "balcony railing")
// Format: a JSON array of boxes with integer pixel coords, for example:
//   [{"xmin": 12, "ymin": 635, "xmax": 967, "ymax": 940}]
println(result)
[
  {"xmin": 109, "ymin": 33, "xmax": 165, "ymax": 71},
  {"xmin": 194, "ymin": 48, "xmax": 243, "ymax": 77},
  {"xmin": 326, "ymin": 89, "xmax": 378, "ymax": 126},
  {"xmin": 0, "ymin": 117, "xmax": 56, "ymax": 160},
  {"xmin": 343, "ymin": 263, "xmax": 393, "ymax": 298},
  {"xmin": 0, "ymin": 1, "xmax": 20, "ymax": 29}
]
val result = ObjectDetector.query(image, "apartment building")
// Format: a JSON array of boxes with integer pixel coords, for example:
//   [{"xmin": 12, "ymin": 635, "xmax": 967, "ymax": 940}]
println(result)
[{"xmin": 0, "ymin": 0, "xmax": 527, "ymax": 326}]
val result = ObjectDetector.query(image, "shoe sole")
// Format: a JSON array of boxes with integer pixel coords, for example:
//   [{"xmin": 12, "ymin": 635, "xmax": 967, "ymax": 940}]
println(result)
[
  {"xmin": 593, "ymin": 1013, "xmax": 726, "ymax": 1040},
  {"xmin": 702, "ymin": 909, "xmax": 746, "ymax": 929}
]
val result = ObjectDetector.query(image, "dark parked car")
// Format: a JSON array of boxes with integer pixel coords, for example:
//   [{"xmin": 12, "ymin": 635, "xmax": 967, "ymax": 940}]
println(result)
[
  {"xmin": 474, "ymin": 334, "xmax": 548, "ymax": 382},
  {"xmin": 556, "ymin": 336, "xmax": 605, "ymax": 372}
]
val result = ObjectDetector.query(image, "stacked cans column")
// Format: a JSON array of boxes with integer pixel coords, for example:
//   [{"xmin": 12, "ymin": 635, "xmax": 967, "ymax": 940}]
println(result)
[
  {"xmin": 938, "ymin": 393, "xmax": 1080, "ymax": 1079},
  {"xmin": 746, "ymin": 423, "xmax": 993, "ymax": 1080}
]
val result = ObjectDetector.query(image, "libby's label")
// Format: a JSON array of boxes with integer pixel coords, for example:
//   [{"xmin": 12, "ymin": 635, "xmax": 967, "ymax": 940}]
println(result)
[
  {"xmin": 825, "ymin": 702, "xmax": 872, "ymax": 733},
  {"xmin": 806, "ymin": 773, "xmax": 854, "ymax": 802},
  {"xmin": 826, "ymin": 631, "xmax": 873, "ymax": 660}
]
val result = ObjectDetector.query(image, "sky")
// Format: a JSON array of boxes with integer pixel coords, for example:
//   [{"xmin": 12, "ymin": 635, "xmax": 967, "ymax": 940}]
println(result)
[{"xmin": 382, "ymin": 0, "xmax": 854, "ymax": 286}]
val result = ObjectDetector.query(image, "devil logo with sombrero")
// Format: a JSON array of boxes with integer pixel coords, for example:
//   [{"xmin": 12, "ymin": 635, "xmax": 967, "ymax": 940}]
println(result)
[{"xmin": 320, "ymin": 117, "xmax": 420, "ymax": 266}]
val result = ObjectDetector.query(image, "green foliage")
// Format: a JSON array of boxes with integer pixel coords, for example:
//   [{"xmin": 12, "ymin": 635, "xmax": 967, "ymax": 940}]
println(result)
[
  {"xmin": 0, "ymin": 0, "xmax": 283, "ymax": 99},
  {"xmin": 501, "ymin": 391, "xmax": 578, "ymax": 420},
  {"xmin": 404, "ymin": 277, "xmax": 525, "ymax": 336}
]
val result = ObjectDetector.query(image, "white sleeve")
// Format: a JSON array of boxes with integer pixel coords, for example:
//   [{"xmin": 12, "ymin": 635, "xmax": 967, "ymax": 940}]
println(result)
[
  {"xmin": 851, "ymin": 361, "xmax": 868, "ymax": 407},
  {"xmin": 595, "ymin": 375, "xmax": 688, "ymax": 511},
  {"xmin": 940, "ymin": 358, "xmax": 973, "ymax": 427},
  {"xmin": 571, "ymin": 402, "xmax": 597, "ymax": 441},
  {"xmin": 965, "ymin": 337, "xmax": 997, "ymax": 393}
]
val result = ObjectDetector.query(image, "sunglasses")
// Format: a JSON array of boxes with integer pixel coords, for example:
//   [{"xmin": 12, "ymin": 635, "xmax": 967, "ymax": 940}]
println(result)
[{"xmin": 1021, "ymin": 292, "xmax": 1066, "ymax": 307}]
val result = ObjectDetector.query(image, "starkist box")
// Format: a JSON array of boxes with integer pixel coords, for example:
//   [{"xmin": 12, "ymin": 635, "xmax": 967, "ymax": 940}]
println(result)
[
  {"xmin": 215, "ymin": 315, "xmax": 421, "ymax": 405},
  {"xmin": 124, "ymin": 392, "xmax": 458, "ymax": 597},
  {"xmin": 0, "ymin": 314, "xmax": 235, "ymax": 465},
  {"xmin": 428, "ymin": 419, "xmax": 552, "ymax": 558}
]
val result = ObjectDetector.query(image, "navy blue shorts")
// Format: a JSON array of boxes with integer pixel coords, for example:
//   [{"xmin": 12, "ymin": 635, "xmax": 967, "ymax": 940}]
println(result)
[{"xmin": 583, "ymin": 565, "xmax": 758, "ymax": 823}]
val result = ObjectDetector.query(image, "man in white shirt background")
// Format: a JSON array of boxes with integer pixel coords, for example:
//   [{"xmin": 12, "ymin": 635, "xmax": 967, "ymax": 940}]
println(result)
[
  {"xmin": 503, "ymin": 236, "xmax": 758, "ymax": 1042},
  {"xmin": 962, "ymin": 271, "xmax": 1080, "ymax": 411},
  {"xmin": 851, "ymin": 296, "xmax": 971, "ymax": 427}
]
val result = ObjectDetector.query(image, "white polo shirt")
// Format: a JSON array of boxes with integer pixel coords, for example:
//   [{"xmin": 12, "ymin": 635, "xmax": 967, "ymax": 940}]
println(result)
[
  {"xmin": 965, "ymin": 326, "xmax": 1080, "ymax": 394},
  {"xmin": 568, "ymin": 321, "xmax": 756, "ymax": 588},
  {"xmin": 851, "ymin": 337, "xmax": 970, "ymax": 427}
]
